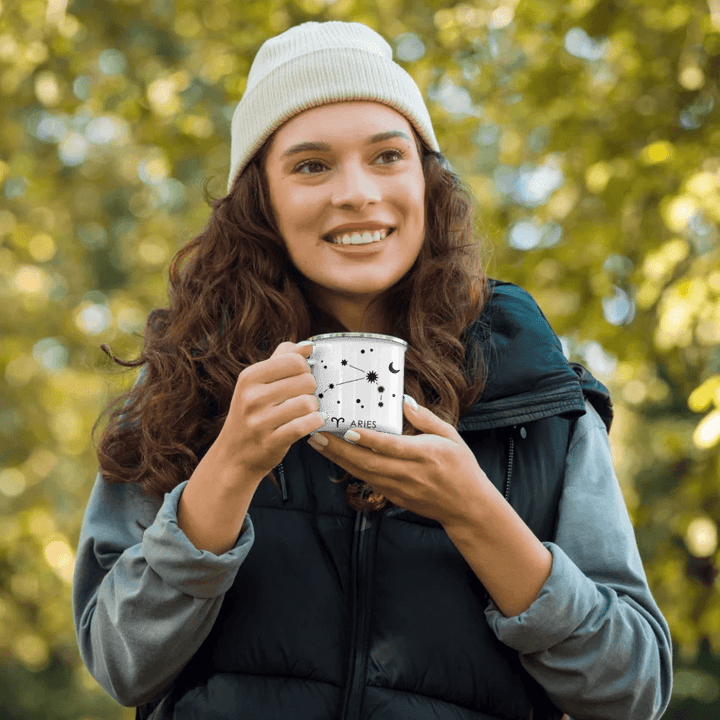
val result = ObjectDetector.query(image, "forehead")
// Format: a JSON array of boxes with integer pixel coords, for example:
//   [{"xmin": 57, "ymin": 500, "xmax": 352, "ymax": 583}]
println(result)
[{"xmin": 268, "ymin": 101, "xmax": 416, "ymax": 152}]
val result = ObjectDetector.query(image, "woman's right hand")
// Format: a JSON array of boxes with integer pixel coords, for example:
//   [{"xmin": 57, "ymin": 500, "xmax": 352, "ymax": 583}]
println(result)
[{"xmin": 214, "ymin": 341, "xmax": 325, "ymax": 484}]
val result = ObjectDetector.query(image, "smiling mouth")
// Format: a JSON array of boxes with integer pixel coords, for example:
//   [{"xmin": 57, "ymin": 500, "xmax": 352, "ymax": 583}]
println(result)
[
  {"xmin": 322, "ymin": 227, "xmax": 395, "ymax": 247},
  {"xmin": 323, "ymin": 228, "xmax": 396, "ymax": 245}
]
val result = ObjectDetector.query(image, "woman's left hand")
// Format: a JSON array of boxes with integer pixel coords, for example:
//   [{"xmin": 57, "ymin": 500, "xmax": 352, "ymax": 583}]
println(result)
[{"xmin": 306, "ymin": 397, "xmax": 487, "ymax": 527}]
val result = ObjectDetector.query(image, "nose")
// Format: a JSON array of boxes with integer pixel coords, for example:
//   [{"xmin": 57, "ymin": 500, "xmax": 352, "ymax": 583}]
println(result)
[{"xmin": 330, "ymin": 161, "xmax": 381, "ymax": 210}]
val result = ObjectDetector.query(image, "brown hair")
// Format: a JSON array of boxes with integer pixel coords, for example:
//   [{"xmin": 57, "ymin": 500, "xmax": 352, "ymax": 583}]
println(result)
[{"xmin": 94, "ymin": 133, "xmax": 491, "ymax": 512}]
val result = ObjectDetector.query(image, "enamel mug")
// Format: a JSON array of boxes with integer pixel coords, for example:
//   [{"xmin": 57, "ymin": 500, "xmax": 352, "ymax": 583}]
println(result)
[{"xmin": 306, "ymin": 332, "xmax": 408, "ymax": 436}]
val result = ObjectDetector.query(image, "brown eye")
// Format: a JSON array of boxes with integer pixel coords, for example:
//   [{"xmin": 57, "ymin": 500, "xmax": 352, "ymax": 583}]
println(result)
[
  {"xmin": 376, "ymin": 149, "xmax": 405, "ymax": 164},
  {"xmin": 295, "ymin": 160, "xmax": 327, "ymax": 174}
]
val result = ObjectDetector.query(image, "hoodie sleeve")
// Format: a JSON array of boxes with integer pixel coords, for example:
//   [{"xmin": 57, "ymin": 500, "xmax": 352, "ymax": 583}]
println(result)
[
  {"xmin": 484, "ymin": 402, "xmax": 673, "ymax": 720},
  {"xmin": 72, "ymin": 473, "xmax": 255, "ymax": 707}
]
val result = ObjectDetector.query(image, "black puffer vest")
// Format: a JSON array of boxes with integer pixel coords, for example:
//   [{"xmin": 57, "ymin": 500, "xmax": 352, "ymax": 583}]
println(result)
[{"xmin": 140, "ymin": 281, "xmax": 612, "ymax": 720}]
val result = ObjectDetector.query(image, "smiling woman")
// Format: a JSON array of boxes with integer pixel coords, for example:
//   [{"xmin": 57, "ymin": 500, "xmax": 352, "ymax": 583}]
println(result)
[{"xmin": 74, "ymin": 19, "xmax": 672, "ymax": 720}]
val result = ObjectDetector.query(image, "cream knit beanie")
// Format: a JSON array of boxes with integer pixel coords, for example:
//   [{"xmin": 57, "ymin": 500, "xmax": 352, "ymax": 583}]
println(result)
[{"xmin": 227, "ymin": 21, "xmax": 440, "ymax": 193}]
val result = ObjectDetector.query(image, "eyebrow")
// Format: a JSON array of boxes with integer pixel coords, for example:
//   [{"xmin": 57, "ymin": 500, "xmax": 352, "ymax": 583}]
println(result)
[{"xmin": 280, "ymin": 130, "xmax": 412, "ymax": 159}]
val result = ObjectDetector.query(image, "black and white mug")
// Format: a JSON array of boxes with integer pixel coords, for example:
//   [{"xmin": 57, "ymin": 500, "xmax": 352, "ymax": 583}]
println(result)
[{"xmin": 306, "ymin": 332, "xmax": 408, "ymax": 436}]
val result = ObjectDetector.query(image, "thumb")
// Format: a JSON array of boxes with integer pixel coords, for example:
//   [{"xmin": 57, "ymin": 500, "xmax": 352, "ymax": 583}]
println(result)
[
  {"xmin": 403, "ymin": 394, "xmax": 420, "ymax": 413},
  {"xmin": 403, "ymin": 395, "xmax": 459, "ymax": 441}
]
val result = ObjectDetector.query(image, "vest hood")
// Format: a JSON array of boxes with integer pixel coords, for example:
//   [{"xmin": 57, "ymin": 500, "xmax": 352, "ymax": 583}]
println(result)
[{"xmin": 459, "ymin": 280, "xmax": 613, "ymax": 433}]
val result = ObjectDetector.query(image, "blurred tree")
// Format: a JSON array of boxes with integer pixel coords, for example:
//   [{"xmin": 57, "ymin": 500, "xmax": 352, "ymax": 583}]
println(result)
[{"xmin": 0, "ymin": 0, "xmax": 718, "ymax": 717}]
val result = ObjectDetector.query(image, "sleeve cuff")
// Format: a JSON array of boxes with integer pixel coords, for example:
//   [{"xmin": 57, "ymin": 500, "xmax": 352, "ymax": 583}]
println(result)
[
  {"xmin": 484, "ymin": 542, "xmax": 604, "ymax": 654},
  {"xmin": 142, "ymin": 480, "xmax": 255, "ymax": 599}
]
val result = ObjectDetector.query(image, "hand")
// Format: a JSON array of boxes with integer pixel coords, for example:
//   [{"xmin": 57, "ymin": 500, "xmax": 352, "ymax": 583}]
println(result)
[
  {"xmin": 214, "ymin": 341, "xmax": 325, "ymax": 484},
  {"xmin": 307, "ymin": 397, "xmax": 488, "ymax": 527}
]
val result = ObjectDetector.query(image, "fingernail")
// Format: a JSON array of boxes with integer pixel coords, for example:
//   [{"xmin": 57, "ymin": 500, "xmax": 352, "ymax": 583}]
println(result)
[
  {"xmin": 403, "ymin": 394, "xmax": 418, "ymax": 412},
  {"xmin": 313, "ymin": 432, "xmax": 329, "ymax": 447},
  {"xmin": 343, "ymin": 429, "xmax": 361, "ymax": 442},
  {"xmin": 297, "ymin": 340, "xmax": 314, "ymax": 347}
]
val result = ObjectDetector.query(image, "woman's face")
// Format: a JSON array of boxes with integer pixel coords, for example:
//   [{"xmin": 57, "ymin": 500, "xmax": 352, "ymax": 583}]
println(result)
[{"xmin": 264, "ymin": 101, "xmax": 426, "ymax": 332}]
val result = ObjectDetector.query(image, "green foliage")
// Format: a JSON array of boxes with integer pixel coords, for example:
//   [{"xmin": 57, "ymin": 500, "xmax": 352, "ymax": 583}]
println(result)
[{"xmin": 0, "ymin": 0, "xmax": 718, "ymax": 716}]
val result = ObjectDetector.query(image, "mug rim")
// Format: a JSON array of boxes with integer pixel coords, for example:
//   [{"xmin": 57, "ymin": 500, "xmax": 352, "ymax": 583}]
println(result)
[{"xmin": 307, "ymin": 332, "xmax": 408, "ymax": 347}]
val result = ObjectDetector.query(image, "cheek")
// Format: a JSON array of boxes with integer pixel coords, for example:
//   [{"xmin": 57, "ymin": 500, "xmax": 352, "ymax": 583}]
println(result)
[
  {"xmin": 272, "ymin": 186, "xmax": 317, "ymax": 235},
  {"xmin": 406, "ymin": 168, "xmax": 425, "ymax": 210},
  {"xmin": 408, "ymin": 180, "xmax": 426, "ymax": 226}
]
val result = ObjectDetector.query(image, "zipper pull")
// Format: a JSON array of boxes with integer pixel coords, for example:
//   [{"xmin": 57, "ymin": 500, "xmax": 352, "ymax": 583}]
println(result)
[{"xmin": 277, "ymin": 462, "xmax": 288, "ymax": 503}]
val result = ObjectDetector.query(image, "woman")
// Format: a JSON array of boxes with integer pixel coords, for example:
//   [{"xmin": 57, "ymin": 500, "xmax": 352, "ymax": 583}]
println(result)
[{"xmin": 73, "ymin": 21, "xmax": 672, "ymax": 720}]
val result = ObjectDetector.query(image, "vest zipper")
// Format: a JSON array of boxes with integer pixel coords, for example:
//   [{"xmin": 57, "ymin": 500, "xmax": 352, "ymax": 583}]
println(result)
[
  {"xmin": 340, "ymin": 510, "xmax": 375, "ymax": 720},
  {"xmin": 503, "ymin": 425, "xmax": 526, "ymax": 502},
  {"xmin": 485, "ymin": 427, "xmax": 518, "ymax": 605},
  {"xmin": 504, "ymin": 431, "xmax": 515, "ymax": 501},
  {"xmin": 480, "ymin": 428, "xmax": 519, "ymax": 604}
]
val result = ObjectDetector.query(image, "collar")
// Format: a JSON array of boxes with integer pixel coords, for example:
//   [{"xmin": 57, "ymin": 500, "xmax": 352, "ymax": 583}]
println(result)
[{"xmin": 458, "ymin": 280, "xmax": 612, "ymax": 432}]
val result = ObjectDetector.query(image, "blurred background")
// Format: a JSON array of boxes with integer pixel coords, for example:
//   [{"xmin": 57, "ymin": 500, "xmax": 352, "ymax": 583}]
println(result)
[{"xmin": 0, "ymin": 0, "xmax": 718, "ymax": 717}]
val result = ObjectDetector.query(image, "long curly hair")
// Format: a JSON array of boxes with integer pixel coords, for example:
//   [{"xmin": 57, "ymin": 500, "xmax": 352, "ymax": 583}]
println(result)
[{"xmin": 94, "ymin": 131, "xmax": 492, "ymax": 512}]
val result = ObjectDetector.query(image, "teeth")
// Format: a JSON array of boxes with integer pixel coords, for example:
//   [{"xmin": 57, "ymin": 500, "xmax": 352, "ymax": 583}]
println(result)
[{"xmin": 327, "ymin": 228, "xmax": 390, "ymax": 245}]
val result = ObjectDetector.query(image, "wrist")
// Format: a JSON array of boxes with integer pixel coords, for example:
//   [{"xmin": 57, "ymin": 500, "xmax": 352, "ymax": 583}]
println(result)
[
  {"xmin": 179, "ymin": 440, "xmax": 260, "ymax": 555},
  {"xmin": 441, "ymin": 484, "xmax": 553, "ymax": 617},
  {"xmin": 206, "ymin": 434, "xmax": 262, "ymax": 490},
  {"xmin": 439, "ymin": 480, "xmax": 494, "ymax": 539}
]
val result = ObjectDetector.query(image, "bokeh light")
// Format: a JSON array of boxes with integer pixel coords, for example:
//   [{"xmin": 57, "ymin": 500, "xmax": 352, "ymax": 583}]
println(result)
[{"xmin": 686, "ymin": 517, "xmax": 719, "ymax": 557}]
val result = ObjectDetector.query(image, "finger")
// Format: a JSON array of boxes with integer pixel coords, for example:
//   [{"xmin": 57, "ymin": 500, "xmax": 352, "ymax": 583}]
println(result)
[
  {"xmin": 271, "ymin": 340, "xmax": 308, "ymax": 355},
  {"xmin": 347, "ymin": 426, "xmax": 455, "ymax": 463}
]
